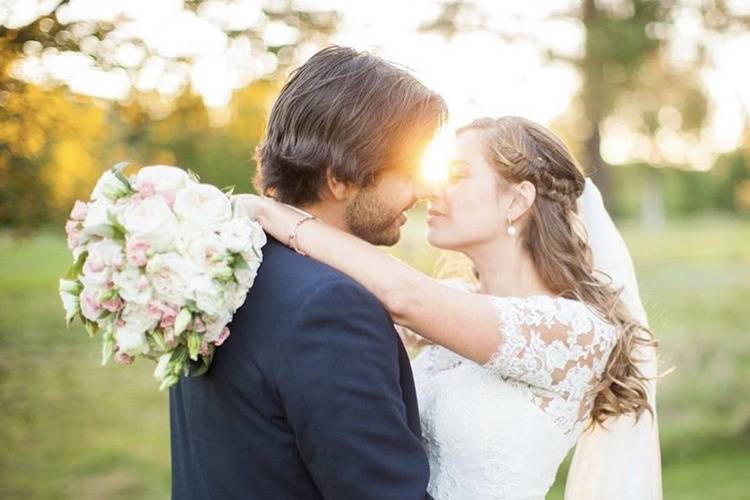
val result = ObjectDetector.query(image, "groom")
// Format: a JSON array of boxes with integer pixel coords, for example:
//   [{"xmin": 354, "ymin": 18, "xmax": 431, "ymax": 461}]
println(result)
[{"xmin": 170, "ymin": 46, "xmax": 447, "ymax": 499}]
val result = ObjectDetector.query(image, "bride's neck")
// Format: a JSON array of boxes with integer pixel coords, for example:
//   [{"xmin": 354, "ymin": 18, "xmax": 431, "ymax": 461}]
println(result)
[{"xmin": 465, "ymin": 238, "xmax": 552, "ymax": 298}]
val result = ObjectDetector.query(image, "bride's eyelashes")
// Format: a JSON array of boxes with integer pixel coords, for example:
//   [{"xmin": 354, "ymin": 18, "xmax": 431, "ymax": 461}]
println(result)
[{"xmin": 447, "ymin": 164, "xmax": 471, "ymax": 184}]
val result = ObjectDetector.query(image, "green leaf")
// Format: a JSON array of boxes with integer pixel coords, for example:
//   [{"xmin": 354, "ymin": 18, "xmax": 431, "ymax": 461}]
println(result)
[
  {"xmin": 174, "ymin": 308, "xmax": 192, "ymax": 336},
  {"xmin": 107, "ymin": 210, "xmax": 128, "ymax": 238},
  {"xmin": 230, "ymin": 254, "xmax": 250, "ymax": 271},
  {"xmin": 159, "ymin": 374, "xmax": 179, "ymax": 391},
  {"xmin": 187, "ymin": 331, "xmax": 201, "ymax": 361},
  {"xmin": 101, "ymin": 336, "xmax": 115, "ymax": 366},
  {"xmin": 64, "ymin": 250, "xmax": 89, "ymax": 280},
  {"xmin": 191, "ymin": 350, "xmax": 214, "ymax": 377},
  {"xmin": 112, "ymin": 162, "xmax": 134, "ymax": 192},
  {"xmin": 186, "ymin": 169, "xmax": 201, "ymax": 183},
  {"xmin": 150, "ymin": 330, "xmax": 166, "ymax": 352},
  {"xmin": 84, "ymin": 319, "xmax": 100, "ymax": 337}
]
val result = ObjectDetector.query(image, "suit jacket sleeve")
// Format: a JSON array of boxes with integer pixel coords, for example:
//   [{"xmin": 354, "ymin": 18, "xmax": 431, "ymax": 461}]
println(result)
[{"xmin": 276, "ymin": 278, "xmax": 432, "ymax": 500}]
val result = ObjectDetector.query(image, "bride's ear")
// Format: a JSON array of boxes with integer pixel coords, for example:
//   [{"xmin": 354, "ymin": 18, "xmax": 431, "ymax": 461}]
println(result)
[{"xmin": 507, "ymin": 181, "xmax": 536, "ymax": 221}]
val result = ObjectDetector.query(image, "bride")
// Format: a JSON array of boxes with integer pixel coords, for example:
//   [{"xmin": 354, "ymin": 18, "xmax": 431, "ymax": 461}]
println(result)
[{"xmin": 236, "ymin": 116, "xmax": 662, "ymax": 499}]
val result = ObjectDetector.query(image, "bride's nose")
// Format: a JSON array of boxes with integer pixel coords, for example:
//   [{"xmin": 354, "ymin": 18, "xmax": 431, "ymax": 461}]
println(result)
[{"xmin": 415, "ymin": 182, "xmax": 443, "ymax": 201}]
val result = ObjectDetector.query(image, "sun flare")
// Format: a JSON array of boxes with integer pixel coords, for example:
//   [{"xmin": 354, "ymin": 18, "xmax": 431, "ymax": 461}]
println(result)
[{"xmin": 420, "ymin": 127, "xmax": 454, "ymax": 185}]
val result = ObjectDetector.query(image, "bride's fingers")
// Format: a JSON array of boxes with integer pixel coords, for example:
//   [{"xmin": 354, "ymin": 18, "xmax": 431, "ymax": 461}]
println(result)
[{"xmin": 230, "ymin": 193, "xmax": 264, "ymax": 219}]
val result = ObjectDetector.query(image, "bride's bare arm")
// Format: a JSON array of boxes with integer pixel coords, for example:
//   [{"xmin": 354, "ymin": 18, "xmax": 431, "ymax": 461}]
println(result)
[
  {"xmin": 394, "ymin": 324, "xmax": 433, "ymax": 350},
  {"xmin": 236, "ymin": 195, "xmax": 499, "ymax": 364}
]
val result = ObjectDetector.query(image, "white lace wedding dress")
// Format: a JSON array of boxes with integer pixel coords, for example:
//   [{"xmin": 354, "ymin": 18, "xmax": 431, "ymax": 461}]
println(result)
[{"xmin": 411, "ymin": 289, "xmax": 618, "ymax": 500}]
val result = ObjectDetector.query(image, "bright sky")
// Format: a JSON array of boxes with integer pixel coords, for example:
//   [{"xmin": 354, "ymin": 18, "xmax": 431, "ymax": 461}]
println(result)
[{"xmin": 3, "ymin": 0, "xmax": 750, "ymax": 172}]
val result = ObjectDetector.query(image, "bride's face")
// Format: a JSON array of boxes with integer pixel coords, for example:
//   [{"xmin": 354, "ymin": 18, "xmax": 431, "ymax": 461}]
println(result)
[{"xmin": 426, "ymin": 130, "xmax": 513, "ymax": 251}]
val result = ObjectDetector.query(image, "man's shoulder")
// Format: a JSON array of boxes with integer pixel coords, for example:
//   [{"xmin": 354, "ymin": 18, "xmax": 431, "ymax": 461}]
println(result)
[{"xmin": 257, "ymin": 237, "xmax": 382, "ymax": 309}]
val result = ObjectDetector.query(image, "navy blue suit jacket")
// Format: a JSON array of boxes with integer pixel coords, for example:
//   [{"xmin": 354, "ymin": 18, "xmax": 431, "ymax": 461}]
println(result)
[{"xmin": 170, "ymin": 238, "xmax": 432, "ymax": 499}]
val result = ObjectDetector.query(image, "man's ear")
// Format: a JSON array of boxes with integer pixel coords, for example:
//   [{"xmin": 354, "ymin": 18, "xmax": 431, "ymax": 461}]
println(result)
[
  {"xmin": 507, "ymin": 180, "xmax": 536, "ymax": 221},
  {"xmin": 325, "ymin": 169, "xmax": 357, "ymax": 201}
]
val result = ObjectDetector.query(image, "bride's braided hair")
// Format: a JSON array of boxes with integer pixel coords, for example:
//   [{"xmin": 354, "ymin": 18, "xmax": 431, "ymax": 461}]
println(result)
[{"xmin": 458, "ymin": 116, "xmax": 655, "ymax": 425}]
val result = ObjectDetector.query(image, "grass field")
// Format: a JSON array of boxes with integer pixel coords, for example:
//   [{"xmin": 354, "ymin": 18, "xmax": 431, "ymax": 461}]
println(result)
[{"xmin": 1, "ymin": 215, "xmax": 748, "ymax": 499}]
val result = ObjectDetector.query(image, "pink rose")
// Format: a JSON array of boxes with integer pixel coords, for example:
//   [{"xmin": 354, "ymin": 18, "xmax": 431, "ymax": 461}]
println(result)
[
  {"xmin": 102, "ymin": 297, "xmax": 124, "ymax": 312},
  {"xmin": 66, "ymin": 227, "xmax": 84, "ymax": 250},
  {"xmin": 192, "ymin": 316, "xmax": 206, "ymax": 332},
  {"xmin": 215, "ymin": 326, "xmax": 230, "ymax": 346},
  {"xmin": 147, "ymin": 301, "xmax": 163, "ymax": 320},
  {"xmin": 83, "ymin": 256, "xmax": 105, "ymax": 274},
  {"xmin": 160, "ymin": 313, "xmax": 176, "ymax": 329},
  {"xmin": 161, "ymin": 190, "xmax": 176, "ymax": 208},
  {"xmin": 146, "ymin": 300, "xmax": 179, "ymax": 329},
  {"xmin": 65, "ymin": 220, "xmax": 78, "ymax": 234},
  {"xmin": 135, "ymin": 180, "xmax": 156, "ymax": 197},
  {"xmin": 126, "ymin": 240, "xmax": 150, "ymax": 267},
  {"xmin": 164, "ymin": 330, "xmax": 176, "ymax": 347},
  {"xmin": 69, "ymin": 200, "xmax": 88, "ymax": 221},
  {"xmin": 80, "ymin": 287, "xmax": 103, "ymax": 321},
  {"xmin": 199, "ymin": 341, "xmax": 210, "ymax": 356},
  {"xmin": 114, "ymin": 350, "xmax": 135, "ymax": 365}
]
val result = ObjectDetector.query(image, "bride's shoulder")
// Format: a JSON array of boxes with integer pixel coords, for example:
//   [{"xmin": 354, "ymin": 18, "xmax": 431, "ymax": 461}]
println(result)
[{"xmin": 491, "ymin": 294, "xmax": 617, "ymax": 334}]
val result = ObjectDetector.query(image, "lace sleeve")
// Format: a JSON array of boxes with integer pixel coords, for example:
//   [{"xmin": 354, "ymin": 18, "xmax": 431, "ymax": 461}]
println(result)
[{"xmin": 482, "ymin": 296, "xmax": 617, "ymax": 403}]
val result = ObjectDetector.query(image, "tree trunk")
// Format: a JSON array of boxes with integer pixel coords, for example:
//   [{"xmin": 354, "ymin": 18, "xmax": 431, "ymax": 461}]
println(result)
[{"xmin": 580, "ymin": 0, "xmax": 612, "ymax": 208}]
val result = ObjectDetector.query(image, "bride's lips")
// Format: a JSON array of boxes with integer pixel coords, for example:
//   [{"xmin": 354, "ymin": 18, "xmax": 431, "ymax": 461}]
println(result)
[{"xmin": 426, "ymin": 208, "xmax": 446, "ymax": 224}]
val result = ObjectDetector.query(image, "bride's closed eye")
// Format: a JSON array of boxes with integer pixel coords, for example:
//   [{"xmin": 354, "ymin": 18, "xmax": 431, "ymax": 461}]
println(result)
[{"xmin": 447, "ymin": 161, "xmax": 471, "ymax": 184}]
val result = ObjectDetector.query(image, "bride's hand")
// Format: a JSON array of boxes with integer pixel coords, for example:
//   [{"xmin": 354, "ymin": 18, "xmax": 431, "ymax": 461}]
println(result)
[
  {"xmin": 231, "ymin": 194, "xmax": 304, "ymax": 245},
  {"xmin": 231, "ymin": 193, "xmax": 268, "ymax": 222}
]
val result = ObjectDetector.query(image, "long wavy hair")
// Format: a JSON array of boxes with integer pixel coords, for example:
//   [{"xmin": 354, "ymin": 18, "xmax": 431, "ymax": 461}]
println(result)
[{"xmin": 456, "ymin": 116, "xmax": 656, "ymax": 425}]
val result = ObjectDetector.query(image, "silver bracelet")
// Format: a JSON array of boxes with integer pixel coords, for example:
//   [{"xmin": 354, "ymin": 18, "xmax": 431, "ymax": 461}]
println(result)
[{"xmin": 287, "ymin": 214, "xmax": 316, "ymax": 256}]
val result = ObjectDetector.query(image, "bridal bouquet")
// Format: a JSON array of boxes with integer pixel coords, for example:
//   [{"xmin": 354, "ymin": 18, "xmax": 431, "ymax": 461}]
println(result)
[{"xmin": 59, "ymin": 163, "xmax": 266, "ymax": 390}]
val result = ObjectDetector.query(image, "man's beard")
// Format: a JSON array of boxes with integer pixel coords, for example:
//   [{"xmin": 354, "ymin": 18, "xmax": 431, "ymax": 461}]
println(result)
[{"xmin": 345, "ymin": 188, "xmax": 407, "ymax": 246}]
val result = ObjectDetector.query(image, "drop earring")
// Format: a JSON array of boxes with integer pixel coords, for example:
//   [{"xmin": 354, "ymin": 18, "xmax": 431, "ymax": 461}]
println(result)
[{"xmin": 507, "ymin": 216, "xmax": 517, "ymax": 236}]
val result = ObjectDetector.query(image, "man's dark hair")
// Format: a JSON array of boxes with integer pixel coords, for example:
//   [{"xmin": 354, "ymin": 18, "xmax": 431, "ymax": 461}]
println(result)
[{"xmin": 254, "ymin": 46, "xmax": 448, "ymax": 205}]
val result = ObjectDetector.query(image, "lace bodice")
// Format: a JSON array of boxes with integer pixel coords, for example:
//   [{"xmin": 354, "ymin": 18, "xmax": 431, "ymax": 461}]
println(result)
[{"xmin": 412, "ymin": 288, "xmax": 618, "ymax": 499}]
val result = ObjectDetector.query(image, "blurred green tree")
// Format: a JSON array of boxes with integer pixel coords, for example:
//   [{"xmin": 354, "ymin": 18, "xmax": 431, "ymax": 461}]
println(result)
[
  {"xmin": 0, "ymin": 0, "xmax": 340, "ymax": 229},
  {"xmin": 422, "ymin": 0, "xmax": 750, "ymax": 207}
]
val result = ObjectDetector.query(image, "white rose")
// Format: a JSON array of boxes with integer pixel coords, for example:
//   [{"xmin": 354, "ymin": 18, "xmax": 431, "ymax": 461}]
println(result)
[
  {"xmin": 87, "ymin": 239, "xmax": 124, "ymax": 270},
  {"xmin": 115, "ymin": 324, "xmax": 149, "ymax": 356},
  {"xmin": 173, "ymin": 183, "xmax": 231, "ymax": 229},
  {"xmin": 234, "ymin": 258, "xmax": 260, "ymax": 289},
  {"xmin": 112, "ymin": 265, "xmax": 152, "ymax": 304},
  {"xmin": 240, "ymin": 223, "xmax": 265, "ymax": 265},
  {"xmin": 225, "ymin": 281, "xmax": 248, "ymax": 310},
  {"xmin": 249, "ymin": 220, "xmax": 267, "ymax": 253},
  {"xmin": 178, "ymin": 232, "xmax": 229, "ymax": 271},
  {"xmin": 219, "ymin": 217, "xmax": 254, "ymax": 253},
  {"xmin": 80, "ymin": 259, "xmax": 109, "ymax": 288},
  {"xmin": 82, "ymin": 198, "xmax": 114, "ymax": 238},
  {"xmin": 116, "ymin": 302, "xmax": 159, "ymax": 355},
  {"xmin": 146, "ymin": 252, "xmax": 197, "ymax": 306},
  {"xmin": 202, "ymin": 312, "xmax": 232, "ymax": 343},
  {"xmin": 79, "ymin": 239, "xmax": 123, "ymax": 287},
  {"xmin": 119, "ymin": 196, "xmax": 179, "ymax": 252},
  {"xmin": 188, "ymin": 274, "xmax": 226, "ymax": 316},
  {"xmin": 121, "ymin": 302, "xmax": 158, "ymax": 331},
  {"xmin": 79, "ymin": 284, "xmax": 105, "ymax": 321},
  {"xmin": 91, "ymin": 170, "xmax": 131, "ymax": 201},
  {"xmin": 135, "ymin": 165, "xmax": 188, "ymax": 193}
]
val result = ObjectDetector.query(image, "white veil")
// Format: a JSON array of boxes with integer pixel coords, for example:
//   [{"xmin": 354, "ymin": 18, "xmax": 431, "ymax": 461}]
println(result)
[{"xmin": 564, "ymin": 178, "xmax": 663, "ymax": 499}]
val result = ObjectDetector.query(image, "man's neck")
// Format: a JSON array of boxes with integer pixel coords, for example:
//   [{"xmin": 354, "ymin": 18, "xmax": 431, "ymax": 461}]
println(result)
[{"xmin": 297, "ymin": 201, "xmax": 349, "ymax": 233}]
